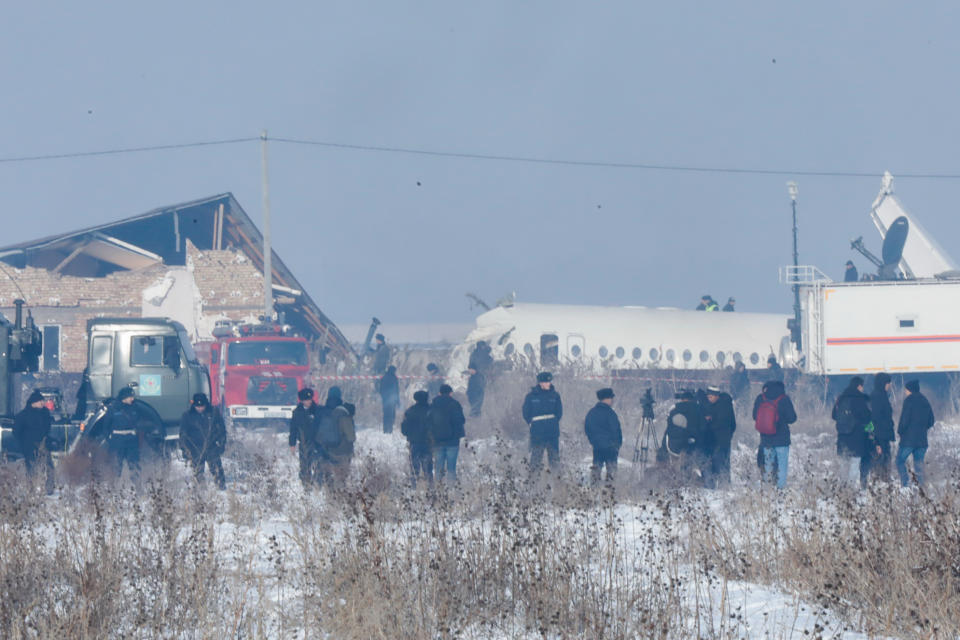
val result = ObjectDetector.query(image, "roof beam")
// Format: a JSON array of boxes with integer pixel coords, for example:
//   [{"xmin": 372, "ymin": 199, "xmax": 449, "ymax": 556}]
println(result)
[{"xmin": 51, "ymin": 243, "xmax": 88, "ymax": 274}]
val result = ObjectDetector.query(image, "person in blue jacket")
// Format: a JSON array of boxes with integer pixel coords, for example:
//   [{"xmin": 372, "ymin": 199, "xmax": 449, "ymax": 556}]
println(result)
[
  {"xmin": 584, "ymin": 388, "xmax": 622, "ymax": 485},
  {"xmin": 522, "ymin": 371, "xmax": 563, "ymax": 474}
]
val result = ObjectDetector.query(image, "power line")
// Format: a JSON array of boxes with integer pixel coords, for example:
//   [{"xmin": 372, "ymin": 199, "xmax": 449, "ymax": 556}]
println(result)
[
  {"xmin": 270, "ymin": 136, "xmax": 960, "ymax": 180},
  {"xmin": 0, "ymin": 137, "xmax": 258, "ymax": 164}
]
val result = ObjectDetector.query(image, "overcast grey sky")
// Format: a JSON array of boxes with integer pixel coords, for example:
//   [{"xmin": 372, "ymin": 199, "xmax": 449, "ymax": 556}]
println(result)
[{"xmin": 3, "ymin": 2, "xmax": 959, "ymax": 326}]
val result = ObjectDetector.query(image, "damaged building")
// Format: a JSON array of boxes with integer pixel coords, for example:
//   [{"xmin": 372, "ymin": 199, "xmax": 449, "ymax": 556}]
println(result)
[{"xmin": 0, "ymin": 193, "xmax": 352, "ymax": 381}]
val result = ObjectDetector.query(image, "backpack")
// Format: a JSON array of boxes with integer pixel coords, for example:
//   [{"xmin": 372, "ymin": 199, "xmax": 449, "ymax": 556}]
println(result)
[
  {"xmin": 834, "ymin": 397, "xmax": 859, "ymax": 435},
  {"xmin": 314, "ymin": 407, "xmax": 341, "ymax": 448},
  {"xmin": 754, "ymin": 394, "xmax": 783, "ymax": 435},
  {"xmin": 428, "ymin": 405, "xmax": 454, "ymax": 442}
]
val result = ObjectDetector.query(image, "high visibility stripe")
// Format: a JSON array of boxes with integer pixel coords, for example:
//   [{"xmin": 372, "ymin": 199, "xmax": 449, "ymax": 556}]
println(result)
[{"xmin": 827, "ymin": 334, "xmax": 960, "ymax": 345}]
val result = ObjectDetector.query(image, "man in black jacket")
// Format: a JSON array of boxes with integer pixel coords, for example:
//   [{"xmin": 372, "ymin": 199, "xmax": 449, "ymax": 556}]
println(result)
[
  {"xmin": 895, "ymin": 380, "xmax": 935, "ymax": 487},
  {"xmin": 584, "ymin": 388, "xmax": 622, "ymax": 485},
  {"xmin": 401, "ymin": 390, "xmax": 433, "ymax": 487},
  {"xmin": 753, "ymin": 380, "xmax": 797, "ymax": 489},
  {"xmin": 91, "ymin": 387, "xmax": 143, "ymax": 480},
  {"xmin": 179, "ymin": 393, "xmax": 227, "ymax": 489},
  {"xmin": 379, "ymin": 365, "xmax": 401, "ymax": 434},
  {"xmin": 371, "ymin": 333, "xmax": 391, "ymax": 375},
  {"xmin": 466, "ymin": 341, "xmax": 493, "ymax": 417},
  {"xmin": 522, "ymin": 372, "xmax": 563, "ymax": 474},
  {"xmin": 704, "ymin": 386, "xmax": 736, "ymax": 487},
  {"xmin": 426, "ymin": 362, "xmax": 444, "ymax": 400},
  {"xmin": 13, "ymin": 390, "xmax": 55, "ymax": 494},
  {"xmin": 663, "ymin": 390, "xmax": 707, "ymax": 484},
  {"xmin": 429, "ymin": 384, "xmax": 466, "ymax": 483},
  {"xmin": 832, "ymin": 377, "xmax": 875, "ymax": 489},
  {"xmin": 289, "ymin": 388, "xmax": 320, "ymax": 490},
  {"xmin": 869, "ymin": 373, "xmax": 895, "ymax": 482}
]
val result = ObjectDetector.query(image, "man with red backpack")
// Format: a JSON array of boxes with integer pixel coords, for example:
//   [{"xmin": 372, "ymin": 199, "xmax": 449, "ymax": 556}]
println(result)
[{"xmin": 752, "ymin": 380, "xmax": 797, "ymax": 489}]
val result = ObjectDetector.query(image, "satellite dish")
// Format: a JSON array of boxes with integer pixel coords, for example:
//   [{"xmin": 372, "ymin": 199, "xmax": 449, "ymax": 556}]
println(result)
[{"xmin": 878, "ymin": 216, "xmax": 908, "ymax": 279}]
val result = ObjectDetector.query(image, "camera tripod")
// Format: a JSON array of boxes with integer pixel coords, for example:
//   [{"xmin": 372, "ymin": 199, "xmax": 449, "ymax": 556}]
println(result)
[{"xmin": 631, "ymin": 412, "xmax": 660, "ymax": 474}]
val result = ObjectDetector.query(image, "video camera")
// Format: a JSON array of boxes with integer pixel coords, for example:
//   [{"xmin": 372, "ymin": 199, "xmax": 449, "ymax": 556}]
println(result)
[{"xmin": 641, "ymin": 387, "xmax": 655, "ymax": 420}]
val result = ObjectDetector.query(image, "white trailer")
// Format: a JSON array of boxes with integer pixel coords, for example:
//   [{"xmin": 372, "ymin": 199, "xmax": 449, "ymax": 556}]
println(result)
[{"xmin": 788, "ymin": 268, "xmax": 960, "ymax": 376}]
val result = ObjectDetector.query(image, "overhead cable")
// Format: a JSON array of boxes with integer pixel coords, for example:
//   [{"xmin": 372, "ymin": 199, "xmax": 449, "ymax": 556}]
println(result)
[{"xmin": 0, "ymin": 137, "xmax": 258, "ymax": 164}]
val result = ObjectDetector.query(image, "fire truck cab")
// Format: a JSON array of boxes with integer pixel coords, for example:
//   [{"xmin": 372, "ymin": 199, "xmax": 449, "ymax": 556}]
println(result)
[{"xmin": 200, "ymin": 322, "xmax": 310, "ymax": 427}]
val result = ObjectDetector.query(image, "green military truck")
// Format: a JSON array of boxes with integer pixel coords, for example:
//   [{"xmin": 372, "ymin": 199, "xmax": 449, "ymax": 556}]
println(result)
[{"xmin": 85, "ymin": 317, "xmax": 210, "ymax": 445}]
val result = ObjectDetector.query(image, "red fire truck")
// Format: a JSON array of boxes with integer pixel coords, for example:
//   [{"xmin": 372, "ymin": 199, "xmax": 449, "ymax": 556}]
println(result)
[{"xmin": 196, "ymin": 322, "xmax": 311, "ymax": 428}]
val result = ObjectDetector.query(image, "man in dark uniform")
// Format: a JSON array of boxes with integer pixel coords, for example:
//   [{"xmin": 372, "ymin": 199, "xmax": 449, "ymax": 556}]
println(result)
[
  {"xmin": 13, "ymin": 390, "xmax": 55, "ymax": 494},
  {"xmin": 95, "ymin": 386, "xmax": 143, "ymax": 480},
  {"xmin": 844, "ymin": 260, "xmax": 859, "ymax": 282},
  {"xmin": 722, "ymin": 297, "xmax": 736, "ymax": 312},
  {"xmin": 289, "ymin": 388, "xmax": 320, "ymax": 489},
  {"xmin": 522, "ymin": 372, "xmax": 563, "ymax": 475},
  {"xmin": 179, "ymin": 393, "xmax": 227, "ymax": 489},
  {"xmin": 696, "ymin": 295, "xmax": 719, "ymax": 311},
  {"xmin": 371, "ymin": 333, "xmax": 391, "ymax": 375},
  {"xmin": 466, "ymin": 341, "xmax": 493, "ymax": 417},
  {"xmin": 401, "ymin": 390, "xmax": 433, "ymax": 487},
  {"xmin": 703, "ymin": 385, "xmax": 736, "ymax": 487},
  {"xmin": 378, "ymin": 365, "xmax": 400, "ymax": 434},
  {"xmin": 584, "ymin": 388, "xmax": 622, "ymax": 485}
]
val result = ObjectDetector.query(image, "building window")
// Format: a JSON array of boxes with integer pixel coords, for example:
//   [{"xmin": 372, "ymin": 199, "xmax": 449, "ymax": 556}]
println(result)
[{"xmin": 41, "ymin": 326, "xmax": 60, "ymax": 371}]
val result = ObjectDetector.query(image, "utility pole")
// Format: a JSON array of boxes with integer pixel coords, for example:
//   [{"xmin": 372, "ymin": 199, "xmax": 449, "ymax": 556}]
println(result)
[
  {"xmin": 260, "ymin": 130, "xmax": 274, "ymax": 322},
  {"xmin": 787, "ymin": 181, "xmax": 801, "ymax": 350}
]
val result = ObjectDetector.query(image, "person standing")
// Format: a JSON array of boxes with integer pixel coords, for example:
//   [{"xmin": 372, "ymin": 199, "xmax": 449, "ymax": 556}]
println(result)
[
  {"xmin": 722, "ymin": 297, "xmax": 736, "ymax": 312},
  {"xmin": 832, "ymin": 377, "xmax": 875, "ymax": 489},
  {"xmin": 13, "ymin": 390, "xmax": 55, "ymax": 494},
  {"xmin": 179, "ymin": 393, "xmax": 227, "ymax": 489},
  {"xmin": 844, "ymin": 260, "xmax": 859, "ymax": 282},
  {"xmin": 74, "ymin": 368, "xmax": 92, "ymax": 420},
  {"xmin": 97, "ymin": 387, "xmax": 143, "ymax": 480},
  {"xmin": 663, "ymin": 390, "xmax": 706, "ymax": 484},
  {"xmin": 378, "ymin": 365, "xmax": 400, "ymax": 434},
  {"xmin": 323, "ymin": 401, "xmax": 357, "ymax": 487},
  {"xmin": 869, "ymin": 373, "xmax": 895, "ymax": 481},
  {"xmin": 696, "ymin": 295, "xmax": 719, "ymax": 311},
  {"xmin": 729, "ymin": 361, "xmax": 749, "ymax": 401},
  {"xmin": 895, "ymin": 380, "xmax": 935, "ymax": 487},
  {"xmin": 289, "ymin": 388, "xmax": 321, "ymax": 490},
  {"xmin": 584, "ymin": 388, "xmax": 622, "ymax": 485},
  {"xmin": 753, "ymin": 380, "xmax": 797, "ymax": 489},
  {"xmin": 766, "ymin": 355, "xmax": 784, "ymax": 383},
  {"xmin": 401, "ymin": 390, "xmax": 434, "ymax": 487},
  {"xmin": 703, "ymin": 386, "xmax": 736, "ymax": 487},
  {"xmin": 522, "ymin": 372, "xmax": 563, "ymax": 475},
  {"xmin": 426, "ymin": 362, "xmax": 444, "ymax": 400},
  {"xmin": 428, "ymin": 384, "xmax": 466, "ymax": 484},
  {"xmin": 371, "ymin": 333, "xmax": 391, "ymax": 375},
  {"xmin": 466, "ymin": 341, "xmax": 493, "ymax": 417}
]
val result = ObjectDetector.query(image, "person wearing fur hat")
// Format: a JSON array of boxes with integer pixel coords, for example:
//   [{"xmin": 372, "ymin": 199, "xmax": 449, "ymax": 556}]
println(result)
[
  {"xmin": 869, "ymin": 373, "xmax": 895, "ymax": 481},
  {"xmin": 13, "ymin": 390, "xmax": 55, "ymax": 494},
  {"xmin": 289, "ymin": 388, "xmax": 321, "ymax": 489},
  {"xmin": 401, "ymin": 390, "xmax": 434, "ymax": 487},
  {"xmin": 896, "ymin": 380, "xmax": 935, "ymax": 487},
  {"xmin": 179, "ymin": 393, "xmax": 226, "ymax": 489},
  {"xmin": 522, "ymin": 372, "xmax": 563, "ymax": 475},
  {"xmin": 832, "ymin": 376, "xmax": 875, "ymax": 489},
  {"xmin": 584, "ymin": 388, "xmax": 622, "ymax": 485}
]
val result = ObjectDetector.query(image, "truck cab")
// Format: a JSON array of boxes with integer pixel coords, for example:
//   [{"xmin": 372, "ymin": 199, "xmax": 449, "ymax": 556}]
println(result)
[{"xmin": 86, "ymin": 317, "xmax": 210, "ymax": 442}]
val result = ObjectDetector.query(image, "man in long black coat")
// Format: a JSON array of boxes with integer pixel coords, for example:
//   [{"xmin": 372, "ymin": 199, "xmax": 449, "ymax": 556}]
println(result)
[
  {"xmin": 13, "ymin": 390, "xmax": 55, "ymax": 494},
  {"xmin": 869, "ymin": 373, "xmax": 895, "ymax": 481},
  {"xmin": 179, "ymin": 393, "xmax": 227, "ymax": 489},
  {"xmin": 289, "ymin": 388, "xmax": 320, "ymax": 489},
  {"xmin": 584, "ymin": 388, "xmax": 622, "ymax": 485},
  {"xmin": 378, "ymin": 365, "xmax": 400, "ymax": 434},
  {"xmin": 832, "ymin": 376, "xmax": 875, "ymax": 489},
  {"xmin": 703, "ymin": 386, "xmax": 736, "ymax": 487},
  {"xmin": 401, "ymin": 390, "xmax": 433, "ymax": 487},
  {"xmin": 522, "ymin": 371, "xmax": 563, "ymax": 474},
  {"xmin": 466, "ymin": 341, "xmax": 493, "ymax": 417},
  {"xmin": 895, "ymin": 380, "xmax": 935, "ymax": 487}
]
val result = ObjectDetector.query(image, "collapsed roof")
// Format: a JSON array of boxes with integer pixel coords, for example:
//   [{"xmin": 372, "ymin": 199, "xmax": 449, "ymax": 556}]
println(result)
[{"xmin": 0, "ymin": 193, "xmax": 353, "ymax": 359}]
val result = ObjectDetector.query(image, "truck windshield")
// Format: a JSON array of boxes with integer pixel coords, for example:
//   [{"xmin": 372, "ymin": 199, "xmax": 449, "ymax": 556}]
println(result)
[{"xmin": 227, "ymin": 341, "xmax": 308, "ymax": 366}]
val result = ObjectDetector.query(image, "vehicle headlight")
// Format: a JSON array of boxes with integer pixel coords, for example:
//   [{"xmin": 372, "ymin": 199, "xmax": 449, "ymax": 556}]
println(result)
[{"xmin": 233, "ymin": 407, "xmax": 248, "ymax": 417}]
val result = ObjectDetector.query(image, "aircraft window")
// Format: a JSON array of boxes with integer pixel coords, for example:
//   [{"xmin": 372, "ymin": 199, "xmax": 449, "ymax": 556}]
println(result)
[
  {"xmin": 649, "ymin": 348, "xmax": 659, "ymax": 360},
  {"xmin": 504, "ymin": 343, "xmax": 515, "ymax": 356},
  {"xmin": 632, "ymin": 347, "xmax": 642, "ymax": 360},
  {"xmin": 682, "ymin": 349, "xmax": 692, "ymax": 362},
  {"xmin": 571, "ymin": 344, "xmax": 581, "ymax": 358},
  {"xmin": 599, "ymin": 346, "xmax": 609, "ymax": 358},
  {"xmin": 733, "ymin": 352, "xmax": 742, "ymax": 363},
  {"xmin": 750, "ymin": 352, "xmax": 760, "ymax": 365},
  {"xmin": 716, "ymin": 351, "xmax": 726, "ymax": 363},
  {"xmin": 699, "ymin": 350, "xmax": 709, "ymax": 362},
  {"xmin": 523, "ymin": 343, "xmax": 535, "ymax": 358},
  {"xmin": 615, "ymin": 347, "xmax": 625, "ymax": 359},
  {"xmin": 665, "ymin": 349, "xmax": 675, "ymax": 362}
]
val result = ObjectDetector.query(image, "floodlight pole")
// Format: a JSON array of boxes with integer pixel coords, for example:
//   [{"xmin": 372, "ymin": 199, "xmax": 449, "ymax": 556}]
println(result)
[
  {"xmin": 788, "ymin": 181, "xmax": 801, "ymax": 349},
  {"xmin": 260, "ymin": 130, "xmax": 274, "ymax": 322}
]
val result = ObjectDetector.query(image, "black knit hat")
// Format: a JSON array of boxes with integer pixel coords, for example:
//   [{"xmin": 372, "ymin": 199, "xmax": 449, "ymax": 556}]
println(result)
[
  {"xmin": 596, "ymin": 388, "xmax": 615, "ymax": 400},
  {"xmin": 298, "ymin": 388, "xmax": 314, "ymax": 401},
  {"xmin": 192, "ymin": 393, "xmax": 209, "ymax": 406},
  {"xmin": 439, "ymin": 384, "xmax": 453, "ymax": 395},
  {"xmin": 905, "ymin": 380, "xmax": 920, "ymax": 393},
  {"xmin": 413, "ymin": 390, "xmax": 429, "ymax": 404},
  {"xmin": 537, "ymin": 372, "xmax": 553, "ymax": 383}
]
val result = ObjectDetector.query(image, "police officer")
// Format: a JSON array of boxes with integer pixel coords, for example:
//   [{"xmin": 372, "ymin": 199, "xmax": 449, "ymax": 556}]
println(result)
[
  {"xmin": 179, "ymin": 393, "xmax": 226, "ymax": 489},
  {"xmin": 289, "ymin": 388, "xmax": 320, "ymax": 489},
  {"xmin": 102, "ymin": 387, "xmax": 143, "ymax": 480},
  {"xmin": 584, "ymin": 388, "xmax": 622, "ymax": 485},
  {"xmin": 522, "ymin": 372, "xmax": 563, "ymax": 474},
  {"xmin": 13, "ymin": 390, "xmax": 55, "ymax": 494}
]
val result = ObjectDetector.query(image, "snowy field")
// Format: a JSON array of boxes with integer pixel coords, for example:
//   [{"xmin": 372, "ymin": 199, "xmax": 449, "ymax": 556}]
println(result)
[{"xmin": 2, "ymin": 378, "xmax": 960, "ymax": 639}]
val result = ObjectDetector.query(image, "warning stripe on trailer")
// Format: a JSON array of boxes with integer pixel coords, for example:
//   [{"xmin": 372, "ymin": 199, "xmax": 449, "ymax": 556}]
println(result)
[{"xmin": 827, "ymin": 334, "xmax": 960, "ymax": 345}]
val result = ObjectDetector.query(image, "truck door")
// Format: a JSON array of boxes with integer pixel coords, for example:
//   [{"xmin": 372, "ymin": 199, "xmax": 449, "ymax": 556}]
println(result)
[{"xmin": 127, "ymin": 332, "xmax": 189, "ymax": 423}]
